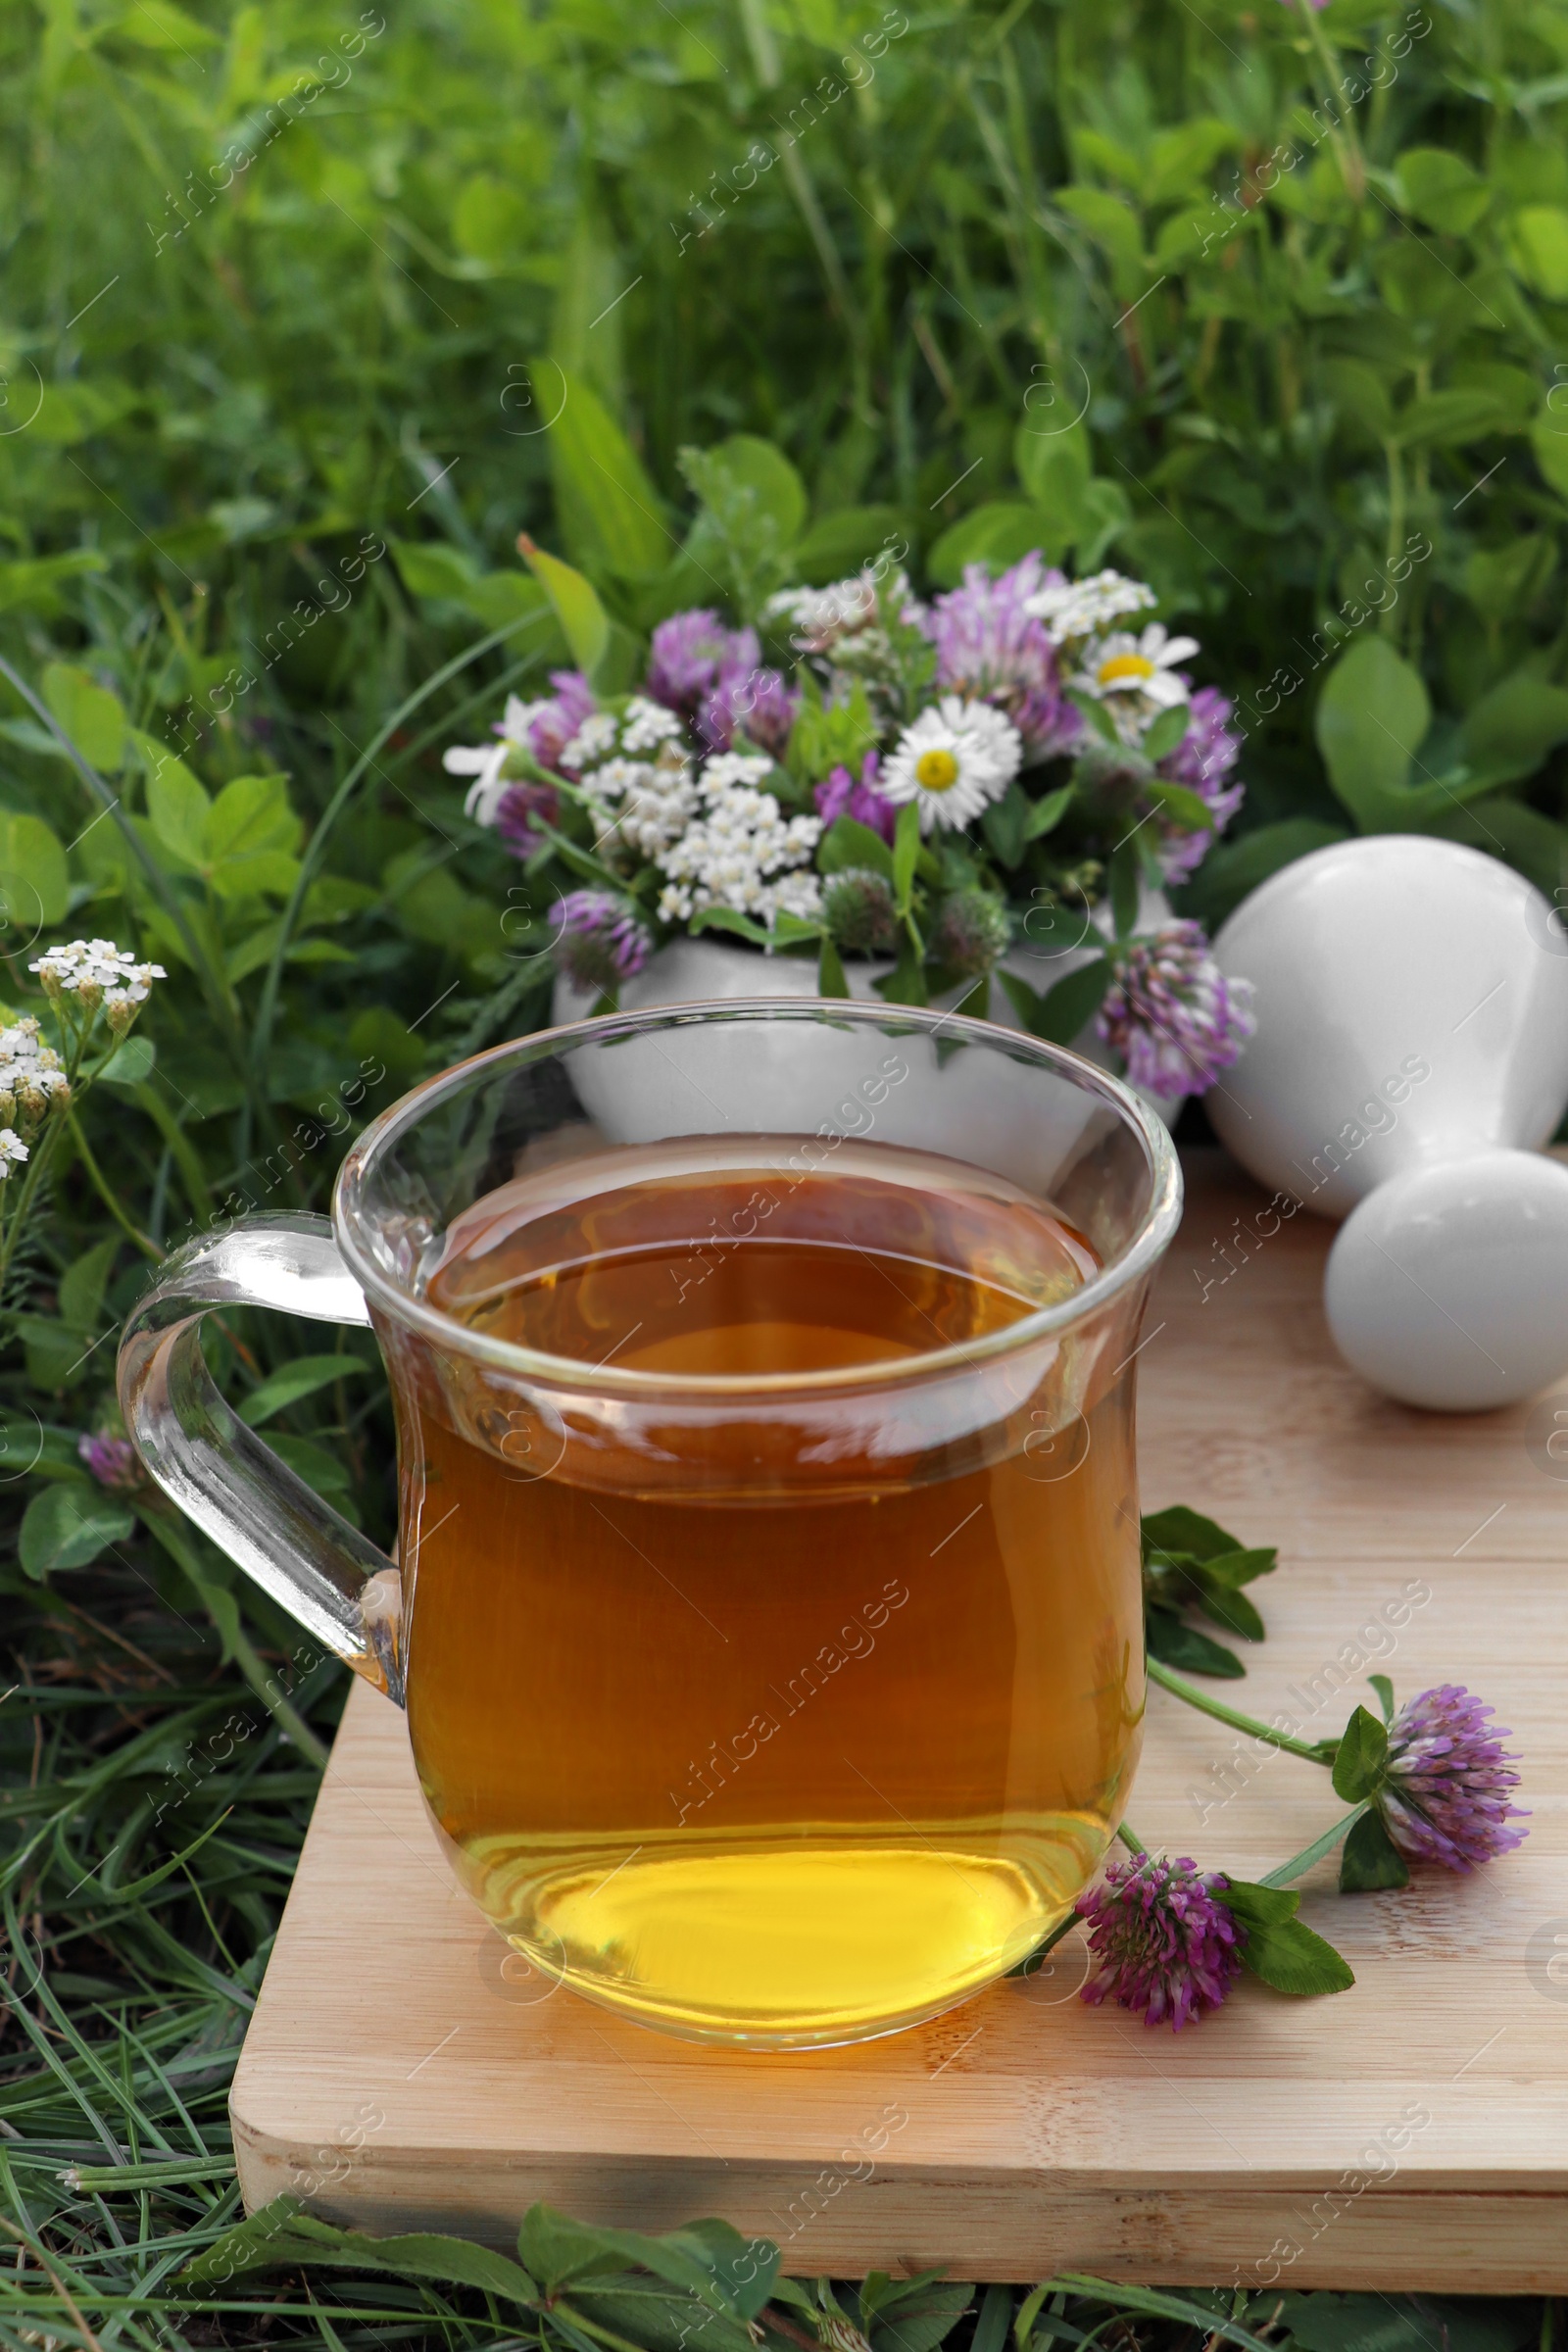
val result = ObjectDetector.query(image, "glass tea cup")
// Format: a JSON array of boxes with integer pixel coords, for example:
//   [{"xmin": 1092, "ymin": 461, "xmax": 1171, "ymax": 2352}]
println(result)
[{"xmin": 118, "ymin": 1000, "xmax": 1181, "ymax": 2050}]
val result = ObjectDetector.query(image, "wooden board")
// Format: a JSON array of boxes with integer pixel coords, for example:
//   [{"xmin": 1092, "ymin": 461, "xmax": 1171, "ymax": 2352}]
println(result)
[{"xmin": 231, "ymin": 1150, "xmax": 1568, "ymax": 2290}]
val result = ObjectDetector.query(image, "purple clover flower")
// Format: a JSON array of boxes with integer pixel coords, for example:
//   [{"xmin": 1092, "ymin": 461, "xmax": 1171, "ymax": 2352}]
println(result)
[
  {"xmin": 813, "ymin": 751, "xmax": 899, "ymax": 844},
  {"xmin": 491, "ymin": 781, "xmax": 560, "ymax": 857},
  {"xmin": 521, "ymin": 672, "xmax": 597, "ymax": 775},
  {"xmin": 699, "ymin": 663, "xmax": 799, "ymax": 756},
  {"xmin": 553, "ymin": 890, "xmax": 654, "ymax": 997},
  {"xmin": 1075, "ymin": 1851, "xmax": 1245, "ymax": 2032},
  {"xmin": 78, "ymin": 1431, "xmax": 142, "ymax": 1492},
  {"xmin": 646, "ymin": 612, "xmax": 754, "ymax": 713},
  {"xmin": 1152, "ymin": 686, "xmax": 1246, "ymax": 884},
  {"xmin": 1097, "ymin": 920, "xmax": 1256, "ymax": 1102},
  {"xmin": 924, "ymin": 554, "xmax": 1081, "ymax": 759},
  {"xmin": 1380, "ymin": 1686, "xmax": 1529, "ymax": 1872}
]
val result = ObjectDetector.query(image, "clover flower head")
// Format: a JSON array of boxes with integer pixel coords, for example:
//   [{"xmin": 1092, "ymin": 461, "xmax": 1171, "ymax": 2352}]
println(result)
[
  {"xmin": 29, "ymin": 940, "xmax": 165, "ymax": 1019},
  {"xmin": 78, "ymin": 1429, "xmax": 143, "ymax": 1493},
  {"xmin": 1026, "ymin": 568, "xmax": 1158, "ymax": 649},
  {"xmin": 1380, "ymin": 1685, "xmax": 1529, "ymax": 1873},
  {"xmin": 932, "ymin": 887, "xmax": 1010, "ymax": 980},
  {"xmin": 813, "ymin": 751, "xmax": 899, "ymax": 844},
  {"xmin": 1075, "ymin": 1850, "xmax": 1245, "ymax": 2031},
  {"xmin": 821, "ymin": 866, "xmax": 900, "ymax": 958},
  {"xmin": 881, "ymin": 696, "xmax": 1022, "ymax": 834},
  {"xmin": 645, "ymin": 612, "xmax": 753, "ymax": 711},
  {"xmin": 924, "ymin": 554, "xmax": 1079, "ymax": 757},
  {"xmin": 1152, "ymin": 686, "xmax": 1246, "ymax": 884},
  {"xmin": 1097, "ymin": 920, "xmax": 1256, "ymax": 1102},
  {"xmin": 552, "ymin": 890, "xmax": 654, "ymax": 997}
]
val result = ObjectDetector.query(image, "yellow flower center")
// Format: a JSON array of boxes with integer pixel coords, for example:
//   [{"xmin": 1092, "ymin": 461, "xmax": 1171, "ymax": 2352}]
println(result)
[
  {"xmin": 1097, "ymin": 652, "xmax": 1155, "ymax": 688},
  {"xmin": 914, "ymin": 747, "xmax": 960, "ymax": 792}
]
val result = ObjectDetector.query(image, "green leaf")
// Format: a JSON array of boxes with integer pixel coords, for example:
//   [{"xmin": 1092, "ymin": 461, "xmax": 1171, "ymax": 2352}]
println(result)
[
  {"xmin": 1322, "ymin": 359, "xmax": 1396, "ymax": 445},
  {"xmin": 892, "ymin": 801, "xmax": 921, "ymax": 910},
  {"xmin": 817, "ymin": 936, "xmax": 850, "ymax": 997},
  {"xmin": 182, "ymin": 2196, "xmax": 538, "ymax": 2296},
  {"xmin": 792, "ymin": 505, "xmax": 914, "ymax": 585},
  {"xmin": 1178, "ymin": 817, "xmax": 1348, "ymax": 930},
  {"xmin": 1192, "ymin": 1578, "xmax": 1265, "ymax": 1642},
  {"xmin": 518, "ymin": 535, "xmax": 610, "ymax": 678},
  {"xmin": 1368, "ymin": 1673, "xmax": 1395, "ymax": 1723},
  {"xmin": 1315, "ymin": 637, "xmax": 1431, "ymax": 828},
  {"xmin": 58, "ymin": 1235, "xmax": 120, "ymax": 1334},
  {"xmin": 20, "ymin": 1482, "xmax": 134, "ymax": 1578},
  {"xmin": 16, "ymin": 1315, "xmax": 96, "ymax": 1394},
  {"xmin": 927, "ymin": 503, "xmax": 1043, "ymax": 589},
  {"xmin": 1141, "ymin": 703, "xmax": 1192, "ymax": 762},
  {"xmin": 204, "ymin": 772, "xmax": 304, "ymax": 899},
  {"xmin": 239, "ymin": 1354, "xmax": 373, "ymax": 1428},
  {"xmin": 97, "ymin": 1035, "xmax": 156, "ymax": 1087},
  {"xmin": 980, "ymin": 780, "xmax": 1030, "ymax": 867},
  {"xmin": 1108, "ymin": 840, "xmax": 1140, "ymax": 938},
  {"xmin": 1222, "ymin": 1891, "xmax": 1356, "ymax": 1997},
  {"xmin": 1196, "ymin": 1544, "xmax": 1278, "ymax": 1589},
  {"xmin": 142, "ymin": 743, "xmax": 213, "ymax": 872},
  {"xmin": 0, "ymin": 550, "xmax": 108, "ymax": 617},
  {"xmin": 1460, "ymin": 675, "xmax": 1568, "ymax": 788},
  {"xmin": 1396, "ymin": 147, "xmax": 1490, "ymax": 235},
  {"xmin": 998, "ymin": 955, "xmax": 1110, "ymax": 1047},
  {"xmin": 1217, "ymin": 1879, "xmax": 1299, "ymax": 1929},
  {"xmin": 1332, "ymin": 1704, "xmax": 1390, "ymax": 1802},
  {"xmin": 42, "ymin": 661, "xmax": 126, "ymax": 773},
  {"xmin": 1056, "ymin": 185, "xmax": 1145, "ymax": 286},
  {"xmin": 391, "ymin": 537, "xmax": 480, "ymax": 602},
  {"xmin": 548, "ymin": 372, "xmax": 668, "ymax": 580},
  {"xmin": 1145, "ymin": 776, "xmax": 1212, "ymax": 831},
  {"xmin": 1141, "ymin": 1505, "xmax": 1246, "ymax": 1563},
  {"xmin": 695, "ymin": 434, "xmax": 806, "ymax": 548},
  {"xmin": 689, "ymin": 906, "xmax": 776, "ymax": 948},
  {"xmin": 1533, "ymin": 405, "xmax": 1568, "ymax": 503},
  {"xmin": 1340, "ymin": 1806, "xmax": 1410, "ymax": 1891},
  {"xmin": 1272, "ymin": 2294, "xmax": 1513, "ymax": 2352},
  {"xmin": 1144, "ymin": 1606, "xmax": 1245, "ymax": 1679},
  {"xmin": 1023, "ymin": 785, "xmax": 1073, "ymax": 841},
  {"xmin": 1506, "ymin": 205, "xmax": 1568, "ymax": 303},
  {"xmin": 869, "ymin": 2278, "xmax": 974, "ymax": 2352},
  {"xmin": 1013, "ymin": 417, "xmax": 1090, "ymax": 508},
  {"xmin": 1396, "ymin": 390, "xmax": 1507, "ymax": 449},
  {"xmin": 0, "ymin": 811, "xmax": 69, "ymax": 926},
  {"xmin": 817, "ymin": 815, "xmax": 896, "ymax": 882},
  {"xmin": 518, "ymin": 2206, "xmax": 770, "ymax": 2321}
]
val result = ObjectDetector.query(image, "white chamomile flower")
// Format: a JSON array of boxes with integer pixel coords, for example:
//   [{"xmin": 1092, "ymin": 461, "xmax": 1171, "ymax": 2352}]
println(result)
[
  {"xmin": 1073, "ymin": 622, "xmax": 1200, "ymax": 740},
  {"xmin": 880, "ymin": 697, "xmax": 1022, "ymax": 834},
  {"xmin": 1025, "ymin": 569, "xmax": 1158, "ymax": 648}
]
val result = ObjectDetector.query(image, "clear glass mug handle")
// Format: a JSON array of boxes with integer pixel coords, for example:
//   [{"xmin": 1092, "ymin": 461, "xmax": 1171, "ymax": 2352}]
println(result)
[{"xmin": 117, "ymin": 1212, "xmax": 405, "ymax": 1705}]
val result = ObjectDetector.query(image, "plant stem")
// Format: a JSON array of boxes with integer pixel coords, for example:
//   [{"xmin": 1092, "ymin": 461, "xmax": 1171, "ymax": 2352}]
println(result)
[
  {"xmin": 1146, "ymin": 1654, "xmax": 1336, "ymax": 1762},
  {"xmin": 1260, "ymin": 1801, "xmax": 1370, "ymax": 1887},
  {"xmin": 1115, "ymin": 1820, "xmax": 1147, "ymax": 1857},
  {"xmin": 1297, "ymin": 0, "xmax": 1365, "ymax": 200},
  {"xmin": 68, "ymin": 1111, "xmax": 162, "ymax": 1261}
]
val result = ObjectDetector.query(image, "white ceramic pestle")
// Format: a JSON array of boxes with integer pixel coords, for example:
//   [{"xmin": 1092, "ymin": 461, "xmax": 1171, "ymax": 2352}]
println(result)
[{"xmin": 1206, "ymin": 836, "xmax": 1568, "ymax": 1411}]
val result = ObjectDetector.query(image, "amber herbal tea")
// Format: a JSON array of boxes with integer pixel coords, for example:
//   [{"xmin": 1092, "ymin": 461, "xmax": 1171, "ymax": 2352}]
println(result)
[{"xmin": 387, "ymin": 1131, "xmax": 1145, "ymax": 2047}]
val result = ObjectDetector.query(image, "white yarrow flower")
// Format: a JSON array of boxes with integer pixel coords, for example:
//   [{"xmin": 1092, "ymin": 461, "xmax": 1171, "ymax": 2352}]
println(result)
[
  {"xmin": 0, "ymin": 1128, "xmax": 27, "ymax": 1177},
  {"xmin": 618, "ymin": 696, "xmax": 685, "ymax": 754},
  {"xmin": 880, "ymin": 697, "xmax": 1022, "ymax": 833},
  {"xmin": 559, "ymin": 710, "xmax": 620, "ymax": 774},
  {"xmin": 29, "ymin": 940, "xmax": 166, "ymax": 1005},
  {"xmin": 653, "ymin": 757, "xmax": 821, "ymax": 928},
  {"xmin": 1025, "ymin": 568, "xmax": 1158, "ymax": 647}
]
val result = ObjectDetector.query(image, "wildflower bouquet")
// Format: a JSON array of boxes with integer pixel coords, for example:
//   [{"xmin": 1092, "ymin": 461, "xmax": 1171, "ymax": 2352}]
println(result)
[{"xmin": 446, "ymin": 552, "xmax": 1256, "ymax": 1105}]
